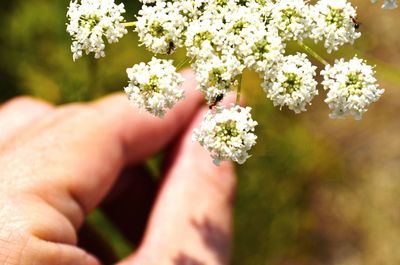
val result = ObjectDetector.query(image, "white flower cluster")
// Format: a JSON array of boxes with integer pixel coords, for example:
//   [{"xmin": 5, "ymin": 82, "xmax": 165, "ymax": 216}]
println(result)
[
  {"xmin": 310, "ymin": 0, "xmax": 360, "ymax": 53},
  {"xmin": 192, "ymin": 55, "xmax": 242, "ymax": 103},
  {"xmin": 193, "ymin": 105, "xmax": 258, "ymax": 165},
  {"xmin": 271, "ymin": 0, "xmax": 313, "ymax": 41},
  {"xmin": 66, "ymin": 0, "xmax": 128, "ymax": 60},
  {"xmin": 262, "ymin": 53, "xmax": 318, "ymax": 114},
  {"xmin": 124, "ymin": 58, "xmax": 184, "ymax": 117},
  {"xmin": 66, "ymin": 0, "xmax": 386, "ymax": 164},
  {"xmin": 321, "ymin": 57, "xmax": 384, "ymax": 120},
  {"xmin": 136, "ymin": 2, "xmax": 187, "ymax": 54},
  {"xmin": 371, "ymin": 0, "xmax": 398, "ymax": 9}
]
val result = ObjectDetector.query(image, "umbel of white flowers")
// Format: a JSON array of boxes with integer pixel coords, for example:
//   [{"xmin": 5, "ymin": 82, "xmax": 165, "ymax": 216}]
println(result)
[
  {"xmin": 66, "ymin": 0, "xmax": 386, "ymax": 165},
  {"xmin": 67, "ymin": 0, "xmax": 127, "ymax": 61},
  {"xmin": 193, "ymin": 105, "xmax": 258, "ymax": 165}
]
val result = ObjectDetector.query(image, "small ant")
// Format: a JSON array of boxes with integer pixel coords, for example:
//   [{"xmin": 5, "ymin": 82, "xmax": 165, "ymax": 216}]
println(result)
[
  {"xmin": 209, "ymin": 94, "xmax": 224, "ymax": 109},
  {"xmin": 350, "ymin": 16, "xmax": 361, "ymax": 30},
  {"xmin": 166, "ymin": 41, "xmax": 175, "ymax": 55}
]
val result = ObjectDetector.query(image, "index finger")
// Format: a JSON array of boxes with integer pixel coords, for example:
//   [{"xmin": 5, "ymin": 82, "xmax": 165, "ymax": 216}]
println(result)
[
  {"xmin": 1, "ymin": 70, "xmax": 202, "ymax": 229},
  {"xmin": 93, "ymin": 70, "xmax": 201, "ymax": 164}
]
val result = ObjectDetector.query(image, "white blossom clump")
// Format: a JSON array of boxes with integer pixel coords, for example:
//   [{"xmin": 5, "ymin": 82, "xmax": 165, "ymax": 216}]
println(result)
[
  {"xmin": 371, "ymin": 0, "xmax": 398, "ymax": 9},
  {"xmin": 184, "ymin": 14, "xmax": 223, "ymax": 59},
  {"xmin": 192, "ymin": 53, "xmax": 243, "ymax": 103},
  {"xmin": 244, "ymin": 27, "xmax": 284, "ymax": 75},
  {"xmin": 321, "ymin": 57, "xmax": 384, "ymax": 120},
  {"xmin": 193, "ymin": 105, "xmax": 258, "ymax": 165},
  {"xmin": 222, "ymin": 3, "xmax": 268, "ymax": 61},
  {"xmin": 262, "ymin": 53, "xmax": 318, "ymax": 114},
  {"xmin": 136, "ymin": 1, "xmax": 187, "ymax": 54},
  {"xmin": 124, "ymin": 58, "xmax": 184, "ymax": 117},
  {"xmin": 270, "ymin": 0, "xmax": 313, "ymax": 41},
  {"xmin": 66, "ymin": 0, "xmax": 128, "ymax": 61},
  {"xmin": 310, "ymin": 0, "xmax": 361, "ymax": 53}
]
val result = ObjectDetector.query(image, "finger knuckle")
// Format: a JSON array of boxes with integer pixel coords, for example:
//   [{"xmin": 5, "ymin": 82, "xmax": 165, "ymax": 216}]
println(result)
[{"xmin": 1, "ymin": 96, "xmax": 53, "ymax": 112}]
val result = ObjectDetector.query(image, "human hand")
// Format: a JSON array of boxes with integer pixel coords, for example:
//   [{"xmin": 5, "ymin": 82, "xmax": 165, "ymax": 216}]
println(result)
[{"xmin": 0, "ymin": 71, "xmax": 236, "ymax": 265}]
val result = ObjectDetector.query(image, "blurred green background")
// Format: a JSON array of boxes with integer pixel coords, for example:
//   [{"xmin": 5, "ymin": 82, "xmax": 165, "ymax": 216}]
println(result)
[{"xmin": 1, "ymin": 1, "xmax": 399, "ymax": 264}]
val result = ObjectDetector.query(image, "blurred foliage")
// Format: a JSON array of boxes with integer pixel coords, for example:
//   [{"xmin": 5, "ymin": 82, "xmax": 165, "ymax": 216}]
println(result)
[{"xmin": 1, "ymin": 1, "xmax": 400, "ymax": 265}]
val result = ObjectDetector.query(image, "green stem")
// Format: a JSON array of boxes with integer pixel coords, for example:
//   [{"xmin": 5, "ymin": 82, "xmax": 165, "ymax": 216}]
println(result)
[
  {"xmin": 297, "ymin": 41, "xmax": 329, "ymax": 66},
  {"xmin": 236, "ymin": 74, "xmax": 243, "ymax": 105},
  {"xmin": 123, "ymin": 21, "xmax": 136, "ymax": 28},
  {"xmin": 176, "ymin": 57, "xmax": 190, "ymax": 71}
]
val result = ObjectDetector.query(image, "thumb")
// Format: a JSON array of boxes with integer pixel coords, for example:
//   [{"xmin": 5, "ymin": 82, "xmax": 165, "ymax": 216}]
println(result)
[{"xmin": 119, "ymin": 107, "xmax": 236, "ymax": 265}]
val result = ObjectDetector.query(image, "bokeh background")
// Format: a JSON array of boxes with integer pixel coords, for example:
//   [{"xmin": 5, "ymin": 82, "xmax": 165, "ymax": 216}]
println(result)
[{"xmin": 0, "ymin": 1, "xmax": 399, "ymax": 264}]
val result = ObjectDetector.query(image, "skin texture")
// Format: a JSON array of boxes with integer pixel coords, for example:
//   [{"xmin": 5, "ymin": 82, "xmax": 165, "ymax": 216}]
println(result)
[{"xmin": 0, "ymin": 70, "xmax": 236, "ymax": 265}]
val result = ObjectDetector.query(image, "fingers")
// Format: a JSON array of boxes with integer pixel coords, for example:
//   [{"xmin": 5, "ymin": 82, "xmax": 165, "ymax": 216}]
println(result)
[
  {"xmin": 68, "ymin": 70, "xmax": 202, "ymax": 216},
  {"xmin": 0, "ymin": 70, "xmax": 202, "ymax": 231},
  {"xmin": 92, "ymin": 69, "xmax": 202, "ymax": 164},
  {"xmin": 0, "ymin": 96, "xmax": 53, "ymax": 145},
  {"xmin": 0, "ymin": 225, "xmax": 99, "ymax": 265},
  {"xmin": 27, "ymin": 239, "xmax": 100, "ymax": 265},
  {"xmin": 119, "ymin": 107, "xmax": 236, "ymax": 265},
  {"xmin": 23, "ymin": 238, "xmax": 100, "ymax": 265}
]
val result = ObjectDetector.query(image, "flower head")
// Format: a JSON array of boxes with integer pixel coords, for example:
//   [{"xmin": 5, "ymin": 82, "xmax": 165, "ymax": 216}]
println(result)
[
  {"xmin": 245, "ymin": 31, "xmax": 284, "ymax": 75},
  {"xmin": 321, "ymin": 57, "xmax": 384, "ymax": 120},
  {"xmin": 136, "ymin": 1, "xmax": 187, "ymax": 54},
  {"xmin": 262, "ymin": 53, "xmax": 318, "ymax": 113},
  {"xmin": 66, "ymin": 0, "xmax": 128, "ymax": 60},
  {"xmin": 184, "ymin": 13, "xmax": 224, "ymax": 59},
  {"xmin": 124, "ymin": 58, "xmax": 184, "ymax": 117},
  {"xmin": 310, "ymin": 0, "xmax": 361, "ymax": 53},
  {"xmin": 271, "ymin": 0, "xmax": 313, "ymax": 41},
  {"xmin": 192, "ymin": 53, "xmax": 243, "ymax": 103},
  {"xmin": 193, "ymin": 105, "xmax": 258, "ymax": 165}
]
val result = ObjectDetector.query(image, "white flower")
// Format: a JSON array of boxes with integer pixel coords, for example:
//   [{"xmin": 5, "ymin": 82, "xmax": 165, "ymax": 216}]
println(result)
[
  {"xmin": 371, "ymin": 0, "xmax": 398, "ymax": 9},
  {"xmin": 192, "ymin": 53, "xmax": 243, "ymax": 103},
  {"xmin": 124, "ymin": 58, "xmax": 184, "ymax": 117},
  {"xmin": 262, "ymin": 53, "xmax": 318, "ymax": 114},
  {"xmin": 193, "ymin": 105, "xmax": 258, "ymax": 165},
  {"xmin": 310, "ymin": 0, "xmax": 361, "ymax": 53},
  {"xmin": 243, "ymin": 26, "xmax": 284, "ymax": 75},
  {"xmin": 321, "ymin": 57, "xmax": 384, "ymax": 120},
  {"xmin": 66, "ymin": 0, "xmax": 128, "ymax": 60},
  {"xmin": 136, "ymin": 1, "xmax": 187, "ymax": 54},
  {"xmin": 270, "ymin": 0, "xmax": 313, "ymax": 41},
  {"xmin": 222, "ymin": 4, "xmax": 269, "ymax": 62},
  {"xmin": 184, "ymin": 13, "xmax": 224, "ymax": 59}
]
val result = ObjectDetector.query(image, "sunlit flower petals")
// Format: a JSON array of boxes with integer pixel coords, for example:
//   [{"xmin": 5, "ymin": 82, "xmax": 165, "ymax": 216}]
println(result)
[
  {"xmin": 193, "ymin": 105, "xmax": 258, "ymax": 165},
  {"xmin": 262, "ymin": 53, "xmax": 318, "ymax": 114},
  {"xmin": 124, "ymin": 58, "xmax": 184, "ymax": 117},
  {"xmin": 321, "ymin": 57, "xmax": 384, "ymax": 120},
  {"xmin": 310, "ymin": 0, "xmax": 361, "ymax": 53},
  {"xmin": 67, "ymin": 0, "xmax": 127, "ymax": 60}
]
